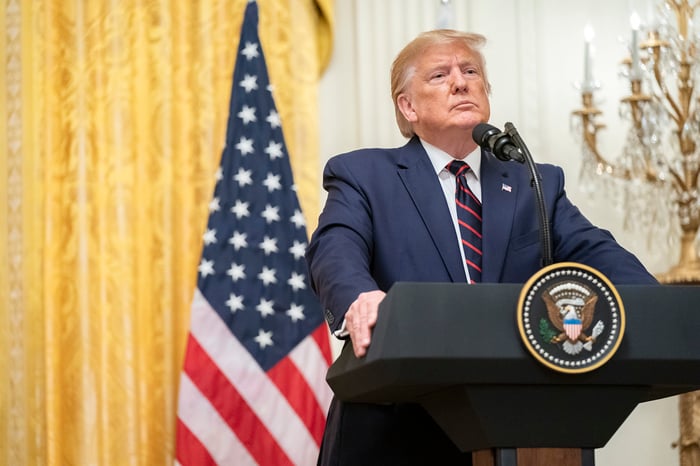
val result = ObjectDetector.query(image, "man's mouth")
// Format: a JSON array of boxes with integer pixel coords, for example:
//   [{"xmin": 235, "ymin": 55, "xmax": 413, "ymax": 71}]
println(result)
[{"xmin": 453, "ymin": 101, "xmax": 475, "ymax": 110}]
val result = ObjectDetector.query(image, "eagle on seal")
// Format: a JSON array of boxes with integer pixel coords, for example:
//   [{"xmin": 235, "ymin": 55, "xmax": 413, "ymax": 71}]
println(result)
[{"xmin": 542, "ymin": 289, "xmax": 599, "ymax": 345}]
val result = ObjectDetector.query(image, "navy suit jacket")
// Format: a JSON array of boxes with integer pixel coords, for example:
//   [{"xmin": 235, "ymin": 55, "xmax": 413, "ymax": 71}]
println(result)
[
  {"xmin": 308, "ymin": 136, "xmax": 656, "ymax": 334},
  {"xmin": 306, "ymin": 136, "xmax": 657, "ymax": 465}
]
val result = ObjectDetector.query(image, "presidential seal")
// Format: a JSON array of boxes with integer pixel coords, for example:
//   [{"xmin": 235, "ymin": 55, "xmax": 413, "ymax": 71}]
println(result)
[{"xmin": 516, "ymin": 262, "xmax": 625, "ymax": 374}]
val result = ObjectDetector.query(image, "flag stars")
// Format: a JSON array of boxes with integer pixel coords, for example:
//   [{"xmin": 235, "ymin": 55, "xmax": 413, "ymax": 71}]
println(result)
[
  {"xmin": 286, "ymin": 303, "xmax": 305, "ymax": 322},
  {"xmin": 264, "ymin": 141, "xmax": 284, "ymax": 159},
  {"xmin": 227, "ymin": 263, "xmax": 246, "ymax": 282},
  {"xmin": 237, "ymin": 106, "xmax": 257, "ymax": 125},
  {"xmin": 254, "ymin": 329, "xmax": 274, "ymax": 349},
  {"xmin": 229, "ymin": 231, "xmax": 248, "ymax": 250},
  {"xmin": 226, "ymin": 293, "xmax": 245, "ymax": 313},
  {"xmin": 290, "ymin": 209, "xmax": 306, "ymax": 228},
  {"xmin": 234, "ymin": 168, "xmax": 253, "ymax": 187},
  {"xmin": 203, "ymin": 228, "xmax": 217, "ymax": 246},
  {"xmin": 215, "ymin": 167, "xmax": 223, "ymax": 181},
  {"xmin": 259, "ymin": 236, "xmax": 278, "ymax": 255},
  {"xmin": 262, "ymin": 173, "xmax": 282, "ymax": 192},
  {"xmin": 287, "ymin": 272, "xmax": 307, "ymax": 291},
  {"xmin": 266, "ymin": 110, "xmax": 281, "ymax": 128},
  {"xmin": 198, "ymin": 258, "xmax": 215, "ymax": 277},
  {"xmin": 261, "ymin": 204, "xmax": 280, "ymax": 223},
  {"xmin": 256, "ymin": 298, "xmax": 275, "ymax": 317},
  {"xmin": 289, "ymin": 240, "xmax": 306, "ymax": 260},
  {"xmin": 209, "ymin": 197, "xmax": 220, "ymax": 212},
  {"xmin": 235, "ymin": 136, "xmax": 254, "ymax": 155},
  {"xmin": 240, "ymin": 41, "xmax": 259, "ymax": 60},
  {"xmin": 239, "ymin": 74, "xmax": 258, "ymax": 93},
  {"xmin": 258, "ymin": 266, "xmax": 277, "ymax": 285},
  {"xmin": 231, "ymin": 200, "xmax": 251, "ymax": 219}
]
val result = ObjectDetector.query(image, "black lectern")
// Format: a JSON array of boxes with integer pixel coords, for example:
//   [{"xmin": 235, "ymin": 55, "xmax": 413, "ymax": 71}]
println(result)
[{"xmin": 326, "ymin": 282, "xmax": 700, "ymax": 466}]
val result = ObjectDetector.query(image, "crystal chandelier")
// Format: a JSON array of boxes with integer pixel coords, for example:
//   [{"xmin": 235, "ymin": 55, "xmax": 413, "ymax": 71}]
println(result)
[{"xmin": 571, "ymin": 0, "xmax": 700, "ymax": 284}]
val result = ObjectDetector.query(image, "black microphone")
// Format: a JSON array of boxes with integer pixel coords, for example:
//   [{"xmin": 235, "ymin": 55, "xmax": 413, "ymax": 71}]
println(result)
[{"xmin": 472, "ymin": 123, "xmax": 525, "ymax": 163}]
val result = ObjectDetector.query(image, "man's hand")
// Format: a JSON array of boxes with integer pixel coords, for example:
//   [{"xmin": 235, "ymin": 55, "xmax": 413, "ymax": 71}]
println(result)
[{"xmin": 345, "ymin": 290, "xmax": 386, "ymax": 358}]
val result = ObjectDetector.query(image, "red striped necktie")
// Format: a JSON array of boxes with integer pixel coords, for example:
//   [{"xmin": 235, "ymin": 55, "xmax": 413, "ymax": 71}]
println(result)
[{"xmin": 446, "ymin": 160, "xmax": 482, "ymax": 283}]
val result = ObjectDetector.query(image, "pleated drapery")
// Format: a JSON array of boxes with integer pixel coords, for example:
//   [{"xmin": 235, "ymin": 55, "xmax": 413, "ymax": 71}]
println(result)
[{"xmin": 0, "ymin": 0, "xmax": 333, "ymax": 464}]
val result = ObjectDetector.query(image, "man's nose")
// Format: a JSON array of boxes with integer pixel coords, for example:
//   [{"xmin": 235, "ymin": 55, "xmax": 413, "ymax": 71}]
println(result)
[{"xmin": 451, "ymin": 70, "xmax": 468, "ymax": 92}]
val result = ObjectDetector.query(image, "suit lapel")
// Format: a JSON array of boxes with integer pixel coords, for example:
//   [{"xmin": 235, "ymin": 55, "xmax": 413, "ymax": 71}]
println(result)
[
  {"xmin": 397, "ymin": 138, "xmax": 467, "ymax": 282},
  {"xmin": 480, "ymin": 150, "xmax": 517, "ymax": 282}
]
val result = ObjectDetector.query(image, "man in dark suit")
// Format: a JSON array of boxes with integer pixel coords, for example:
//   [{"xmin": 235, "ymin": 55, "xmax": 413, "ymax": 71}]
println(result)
[{"xmin": 306, "ymin": 29, "xmax": 658, "ymax": 466}]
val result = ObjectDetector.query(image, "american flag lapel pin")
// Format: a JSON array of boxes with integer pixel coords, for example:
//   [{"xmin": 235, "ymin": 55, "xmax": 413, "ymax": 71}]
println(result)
[{"xmin": 501, "ymin": 183, "xmax": 512, "ymax": 193}]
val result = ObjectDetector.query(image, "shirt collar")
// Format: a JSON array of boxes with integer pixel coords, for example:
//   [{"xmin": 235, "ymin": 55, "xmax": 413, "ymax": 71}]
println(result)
[{"xmin": 419, "ymin": 138, "xmax": 482, "ymax": 181}]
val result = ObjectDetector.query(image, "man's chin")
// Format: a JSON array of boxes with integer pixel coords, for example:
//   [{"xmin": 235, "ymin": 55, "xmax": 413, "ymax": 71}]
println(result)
[{"xmin": 459, "ymin": 118, "xmax": 488, "ymax": 131}]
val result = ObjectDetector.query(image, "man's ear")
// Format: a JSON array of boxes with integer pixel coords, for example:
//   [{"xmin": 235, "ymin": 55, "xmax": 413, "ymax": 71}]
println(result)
[{"xmin": 397, "ymin": 94, "xmax": 418, "ymax": 123}]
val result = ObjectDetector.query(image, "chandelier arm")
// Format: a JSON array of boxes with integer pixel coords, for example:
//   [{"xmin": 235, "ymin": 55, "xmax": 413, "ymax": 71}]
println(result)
[
  {"xmin": 654, "ymin": 68, "xmax": 682, "ymax": 124},
  {"xmin": 581, "ymin": 122, "xmax": 626, "ymax": 177},
  {"xmin": 650, "ymin": 134, "xmax": 686, "ymax": 187},
  {"xmin": 680, "ymin": 160, "xmax": 697, "ymax": 192},
  {"xmin": 650, "ymin": 55, "xmax": 687, "ymax": 126},
  {"xmin": 660, "ymin": 88, "xmax": 684, "ymax": 125},
  {"xmin": 667, "ymin": 164, "xmax": 686, "ymax": 190},
  {"xmin": 583, "ymin": 129, "xmax": 605, "ymax": 165},
  {"xmin": 641, "ymin": 154, "xmax": 664, "ymax": 184},
  {"xmin": 573, "ymin": 94, "xmax": 630, "ymax": 178},
  {"xmin": 655, "ymin": 140, "xmax": 688, "ymax": 190},
  {"xmin": 693, "ymin": 169, "xmax": 700, "ymax": 198}
]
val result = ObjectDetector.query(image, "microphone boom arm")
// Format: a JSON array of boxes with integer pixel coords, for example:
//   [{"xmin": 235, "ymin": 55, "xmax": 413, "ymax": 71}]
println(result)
[{"xmin": 504, "ymin": 122, "xmax": 554, "ymax": 267}]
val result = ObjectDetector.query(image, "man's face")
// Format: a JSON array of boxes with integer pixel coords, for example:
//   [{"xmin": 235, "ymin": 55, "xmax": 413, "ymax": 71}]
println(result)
[{"xmin": 397, "ymin": 41, "xmax": 490, "ymax": 139}]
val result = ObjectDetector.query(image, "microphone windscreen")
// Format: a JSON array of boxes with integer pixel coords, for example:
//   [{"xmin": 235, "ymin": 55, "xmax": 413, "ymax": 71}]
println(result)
[{"xmin": 472, "ymin": 123, "xmax": 500, "ymax": 146}]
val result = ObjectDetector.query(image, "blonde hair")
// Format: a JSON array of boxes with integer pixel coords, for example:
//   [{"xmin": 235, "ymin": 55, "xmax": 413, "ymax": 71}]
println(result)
[{"xmin": 390, "ymin": 29, "xmax": 491, "ymax": 138}]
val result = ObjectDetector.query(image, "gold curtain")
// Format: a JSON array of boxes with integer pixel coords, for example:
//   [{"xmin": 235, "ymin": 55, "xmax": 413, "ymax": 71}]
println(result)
[{"xmin": 0, "ymin": 0, "xmax": 333, "ymax": 464}]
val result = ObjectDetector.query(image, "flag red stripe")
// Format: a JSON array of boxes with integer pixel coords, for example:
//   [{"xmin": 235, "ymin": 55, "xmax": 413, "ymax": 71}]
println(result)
[
  {"xmin": 268, "ymin": 357, "xmax": 327, "ymax": 445},
  {"xmin": 175, "ymin": 418, "xmax": 217, "ymax": 466},
  {"xmin": 184, "ymin": 335, "xmax": 294, "ymax": 466},
  {"xmin": 288, "ymin": 327, "xmax": 333, "ymax": 418},
  {"xmin": 311, "ymin": 325, "xmax": 333, "ymax": 365},
  {"xmin": 187, "ymin": 291, "xmax": 322, "ymax": 464}
]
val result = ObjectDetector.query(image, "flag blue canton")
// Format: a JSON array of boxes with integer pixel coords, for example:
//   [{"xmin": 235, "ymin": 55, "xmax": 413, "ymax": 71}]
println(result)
[{"xmin": 197, "ymin": 1, "xmax": 324, "ymax": 372}]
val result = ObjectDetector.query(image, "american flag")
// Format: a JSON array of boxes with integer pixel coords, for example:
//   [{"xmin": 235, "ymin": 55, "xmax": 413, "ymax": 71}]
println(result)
[{"xmin": 175, "ymin": 2, "xmax": 333, "ymax": 464}]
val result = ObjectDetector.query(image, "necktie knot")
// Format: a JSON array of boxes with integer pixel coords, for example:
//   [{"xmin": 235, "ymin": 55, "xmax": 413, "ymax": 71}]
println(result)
[{"xmin": 446, "ymin": 160, "xmax": 470, "ymax": 177}]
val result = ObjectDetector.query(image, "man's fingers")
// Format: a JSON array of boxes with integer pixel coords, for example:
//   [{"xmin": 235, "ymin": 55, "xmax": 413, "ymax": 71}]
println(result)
[
  {"xmin": 347, "ymin": 290, "xmax": 386, "ymax": 358},
  {"xmin": 352, "ymin": 338, "xmax": 367, "ymax": 358},
  {"xmin": 351, "ymin": 318, "xmax": 369, "ymax": 357}
]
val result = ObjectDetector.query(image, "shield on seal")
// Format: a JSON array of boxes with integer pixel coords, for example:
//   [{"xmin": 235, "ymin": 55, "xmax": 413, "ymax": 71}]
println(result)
[{"xmin": 563, "ymin": 308, "xmax": 582, "ymax": 341}]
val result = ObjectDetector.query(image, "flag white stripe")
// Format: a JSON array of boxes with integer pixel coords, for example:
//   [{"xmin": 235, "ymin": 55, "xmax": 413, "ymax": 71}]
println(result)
[
  {"xmin": 190, "ymin": 289, "xmax": 319, "ymax": 466},
  {"xmin": 289, "ymin": 335, "xmax": 333, "ymax": 412},
  {"xmin": 177, "ymin": 373, "xmax": 257, "ymax": 466}
]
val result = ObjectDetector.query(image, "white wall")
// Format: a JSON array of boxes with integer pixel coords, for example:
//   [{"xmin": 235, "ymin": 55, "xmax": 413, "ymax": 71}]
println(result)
[{"xmin": 318, "ymin": 1, "xmax": 681, "ymax": 464}]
